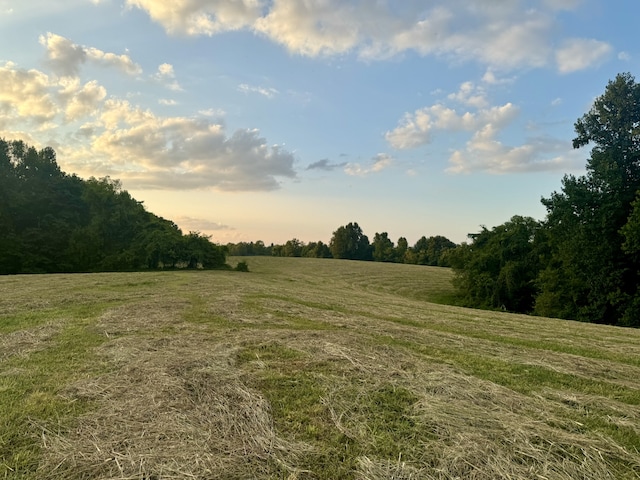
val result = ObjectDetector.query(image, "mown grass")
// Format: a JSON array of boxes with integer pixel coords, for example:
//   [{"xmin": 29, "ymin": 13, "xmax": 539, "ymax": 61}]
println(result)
[{"xmin": 1, "ymin": 258, "xmax": 639, "ymax": 479}]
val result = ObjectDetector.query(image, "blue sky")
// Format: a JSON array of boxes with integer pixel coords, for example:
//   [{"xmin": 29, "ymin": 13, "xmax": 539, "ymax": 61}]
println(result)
[{"xmin": 0, "ymin": 0, "xmax": 637, "ymax": 245}]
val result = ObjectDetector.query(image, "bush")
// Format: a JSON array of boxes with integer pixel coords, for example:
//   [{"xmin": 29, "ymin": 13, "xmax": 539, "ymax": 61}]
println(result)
[{"xmin": 235, "ymin": 261, "xmax": 249, "ymax": 272}]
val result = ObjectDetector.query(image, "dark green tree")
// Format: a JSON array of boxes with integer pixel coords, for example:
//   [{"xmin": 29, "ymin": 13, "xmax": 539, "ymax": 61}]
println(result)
[
  {"xmin": 330, "ymin": 222, "xmax": 372, "ymax": 260},
  {"xmin": 537, "ymin": 73, "xmax": 640, "ymax": 325},
  {"xmin": 372, "ymin": 232, "xmax": 395, "ymax": 262},
  {"xmin": 409, "ymin": 235, "xmax": 457, "ymax": 266},
  {"xmin": 283, "ymin": 238, "xmax": 304, "ymax": 257},
  {"xmin": 0, "ymin": 139, "xmax": 226, "ymax": 274},
  {"xmin": 395, "ymin": 237, "xmax": 409, "ymax": 263},
  {"xmin": 450, "ymin": 216, "xmax": 541, "ymax": 312},
  {"xmin": 303, "ymin": 241, "xmax": 332, "ymax": 258}
]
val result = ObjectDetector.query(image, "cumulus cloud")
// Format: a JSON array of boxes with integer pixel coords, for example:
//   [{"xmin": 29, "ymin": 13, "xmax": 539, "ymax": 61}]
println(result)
[
  {"xmin": 306, "ymin": 159, "xmax": 347, "ymax": 171},
  {"xmin": 59, "ymin": 78, "xmax": 107, "ymax": 121},
  {"xmin": 154, "ymin": 62, "xmax": 182, "ymax": 91},
  {"xmin": 0, "ymin": 61, "xmax": 109, "ymax": 128},
  {"xmin": 385, "ymin": 102, "xmax": 518, "ymax": 150},
  {"xmin": 87, "ymin": 99, "xmax": 296, "ymax": 191},
  {"xmin": 344, "ymin": 153, "xmax": 393, "ymax": 176},
  {"xmin": 556, "ymin": 38, "xmax": 613, "ymax": 74},
  {"xmin": 39, "ymin": 32, "xmax": 142, "ymax": 77},
  {"xmin": 0, "ymin": 61, "xmax": 296, "ymax": 192},
  {"xmin": 481, "ymin": 69, "xmax": 515, "ymax": 85},
  {"xmin": 386, "ymin": 79, "xmax": 581, "ymax": 174},
  {"xmin": 126, "ymin": 0, "xmax": 606, "ymax": 72},
  {"xmin": 447, "ymin": 81, "xmax": 488, "ymax": 108},
  {"xmin": 446, "ymin": 130, "xmax": 583, "ymax": 174},
  {"xmin": 0, "ymin": 61, "xmax": 58, "ymax": 124},
  {"xmin": 125, "ymin": 0, "xmax": 263, "ymax": 35}
]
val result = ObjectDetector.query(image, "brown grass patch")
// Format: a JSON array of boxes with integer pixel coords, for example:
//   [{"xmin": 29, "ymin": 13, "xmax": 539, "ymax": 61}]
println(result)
[
  {"xmin": 38, "ymin": 332, "xmax": 296, "ymax": 479},
  {"xmin": 0, "ymin": 323, "xmax": 60, "ymax": 362}
]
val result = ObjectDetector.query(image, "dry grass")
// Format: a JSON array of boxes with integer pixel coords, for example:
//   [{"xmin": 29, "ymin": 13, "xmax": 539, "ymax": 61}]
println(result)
[{"xmin": 1, "ymin": 258, "xmax": 640, "ymax": 479}]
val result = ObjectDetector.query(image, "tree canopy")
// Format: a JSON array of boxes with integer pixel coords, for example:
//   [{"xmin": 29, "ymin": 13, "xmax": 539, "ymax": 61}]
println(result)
[
  {"xmin": 451, "ymin": 73, "xmax": 640, "ymax": 327},
  {"xmin": 329, "ymin": 222, "xmax": 373, "ymax": 260},
  {"xmin": 0, "ymin": 139, "xmax": 226, "ymax": 274}
]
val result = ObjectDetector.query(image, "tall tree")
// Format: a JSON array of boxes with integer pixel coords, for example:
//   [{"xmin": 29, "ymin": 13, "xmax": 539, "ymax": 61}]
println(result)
[
  {"xmin": 395, "ymin": 237, "xmax": 409, "ymax": 263},
  {"xmin": 330, "ymin": 222, "xmax": 372, "ymax": 260},
  {"xmin": 372, "ymin": 232, "xmax": 395, "ymax": 262},
  {"xmin": 537, "ymin": 73, "xmax": 640, "ymax": 325},
  {"xmin": 450, "ymin": 216, "xmax": 541, "ymax": 312},
  {"xmin": 0, "ymin": 140, "xmax": 227, "ymax": 274}
]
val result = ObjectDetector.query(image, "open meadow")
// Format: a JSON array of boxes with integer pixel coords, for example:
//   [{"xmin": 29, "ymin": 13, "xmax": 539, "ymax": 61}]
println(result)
[{"xmin": 1, "ymin": 257, "xmax": 639, "ymax": 479}]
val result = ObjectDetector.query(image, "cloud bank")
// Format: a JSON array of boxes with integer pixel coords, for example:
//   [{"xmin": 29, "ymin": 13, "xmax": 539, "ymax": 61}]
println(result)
[
  {"xmin": 0, "ymin": 49, "xmax": 296, "ymax": 191},
  {"xmin": 125, "ymin": 0, "xmax": 611, "ymax": 73}
]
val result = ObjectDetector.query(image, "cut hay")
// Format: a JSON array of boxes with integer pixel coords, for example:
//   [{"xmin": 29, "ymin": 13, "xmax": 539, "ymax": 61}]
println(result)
[
  {"xmin": 0, "ymin": 323, "xmax": 60, "ymax": 362},
  {"xmin": 38, "ymin": 334, "xmax": 295, "ymax": 479}
]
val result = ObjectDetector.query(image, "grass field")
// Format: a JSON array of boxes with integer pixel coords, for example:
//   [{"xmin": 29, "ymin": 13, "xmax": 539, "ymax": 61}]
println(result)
[{"xmin": 1, "ymin": 256, "xmax": 639, "ymax": 479}]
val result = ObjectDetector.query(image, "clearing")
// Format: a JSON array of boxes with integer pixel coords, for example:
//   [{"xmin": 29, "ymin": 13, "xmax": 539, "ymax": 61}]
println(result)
[{"xmin": 1, "ymin": 256, "xmax": 639, "ymax": 479}]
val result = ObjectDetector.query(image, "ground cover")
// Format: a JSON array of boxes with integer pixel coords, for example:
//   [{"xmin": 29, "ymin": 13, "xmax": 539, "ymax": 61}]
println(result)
[{"xmin": 1, "ymin": 257, "xmax": 639, "ymax": 479}]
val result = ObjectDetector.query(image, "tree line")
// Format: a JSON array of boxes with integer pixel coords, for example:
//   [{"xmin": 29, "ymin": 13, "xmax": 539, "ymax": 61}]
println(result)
[
  {"xmin": 227, "ymin": 222, "xmax": 457, "ymax": 267},
  {"xmin": 0, "ymin": 139, "xmax": 226, "ymax": 274},
  {"xmin": 448, "ymin": 73, "xmax": 640, "ymax": 327}
]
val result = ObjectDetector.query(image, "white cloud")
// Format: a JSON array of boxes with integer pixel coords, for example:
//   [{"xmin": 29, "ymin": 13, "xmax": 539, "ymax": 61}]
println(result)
[
  {"xmin": 386, "ymin": 79, "xmax": 580, "ymax": 174},
  {"xmin": 0, "ymin": 61, "xmax": 107, "ymax": 127},
  {"xmin": 481, "ymin": 69, "xmax": 515, "ymax": 85},
  {"xmin": 84, "ymin": 99, "xmax": 297, "ymax": 191},
  {"xmin": 447, "ymin": 81, "xmax": 488, "ymax": 108},
  {"xmin": 344, "ymin": 153, "xmax": 393, "ymax": 176},
  {"xmin": 158, "ymin": 98, "xmax": 178, "ymax": 106},
  {"xmin": 0, "ymin": 61, "xmax": 58, "ymax": 124},
  {"xmin": 154, "ymin": 62, "xmax": 183, "ymax": 91},
  {"xmin": 157, "ymin": 63, "xmax": 175, "ymax": 77},
  {"xmin": 125, "ymin": 0, "xmax": 263, "ymax": 35},
  {"xmin": 0, "ymin": 61, "xmax": 296, "ymax": 192},
  {"xmin": 238, "ymin": 83, "xmax": 279, "ymax": 99},
  {"xmin": 556, "ymin": 38, "xmax": 613, "ymax": 74},
  {"xmin": 126, "ymin": 0, "xmax": 602, "ymax": 72},
  {"xmin": 385, "ymin": 102, "xmax": 518, "ymax": 150},
  {"xmin": 59, "ymin": 78, "xmax": 107, "ymax": 121},
  {"xmin": 446, "ymin": 130, "xmax": 583, "ymax": 174},
  {"xmin": 39, "ymin": 32, "xmax": 142, "ymax": 77}
]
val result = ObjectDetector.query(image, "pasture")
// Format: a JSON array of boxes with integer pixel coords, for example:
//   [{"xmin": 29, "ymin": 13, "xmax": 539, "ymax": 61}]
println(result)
[{"xmin": 1, "ymin": 257, "xmax": 639, "ymax": 479}]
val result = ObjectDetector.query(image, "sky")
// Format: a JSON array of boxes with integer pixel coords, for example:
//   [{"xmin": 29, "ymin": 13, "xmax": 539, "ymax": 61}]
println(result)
[{"xmin": 0, "ymin": 0, "xmax": 637, "ymax": 246}]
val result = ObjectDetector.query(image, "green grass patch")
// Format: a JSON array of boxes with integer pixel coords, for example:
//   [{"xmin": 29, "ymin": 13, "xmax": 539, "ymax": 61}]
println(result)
[{"xmin": 0, "ymin": 322, "xmax": 108, "ymax": 477}]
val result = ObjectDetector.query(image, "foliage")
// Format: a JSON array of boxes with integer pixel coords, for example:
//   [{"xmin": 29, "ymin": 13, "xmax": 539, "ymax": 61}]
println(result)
[
  {"xmin": 329, "ymin": 222, "xmax": 372, "ymax": 260},
  {"xmin": 450, "ymin": 216, "xmax": 542, "ymax": 312},
  {"xmin": 535, "ymin": 73, "xmax": 640, "ymax": 326},
  {"xmin": 451, "ymin": 73, "xmax": 640, "ymax": 326},
  {"xmin": 405, "ymin": 235, "xmax": 457, "ymax": 267},
  {"xmin": 226, "ymin": 240, "xmax": 272, "ymax": 256},
  {"xmin": 228, "ymin": 231, "xmax": 457, "ymax": 269},
  {"xmin": 0, "ymin": 139, "xmax": 226, "ymax": 274},
  {"xmin": 372, "ymin": 232, "xmax": 395, "ymax": 262},
  {"xmin": 235, "ymin": 260, "xmax": 250, "ymax": 272}
]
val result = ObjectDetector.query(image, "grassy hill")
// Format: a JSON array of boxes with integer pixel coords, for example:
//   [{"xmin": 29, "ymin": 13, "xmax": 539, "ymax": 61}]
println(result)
[{"xmin": 1, "ymin": 257, "xmax": 639, "ymax": 479}]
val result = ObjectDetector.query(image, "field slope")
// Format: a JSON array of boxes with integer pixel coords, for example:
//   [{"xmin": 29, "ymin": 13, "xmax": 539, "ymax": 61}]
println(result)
[{"xmin": 1, "ymin": 257, "xmax": 639, "ymax": 479}]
